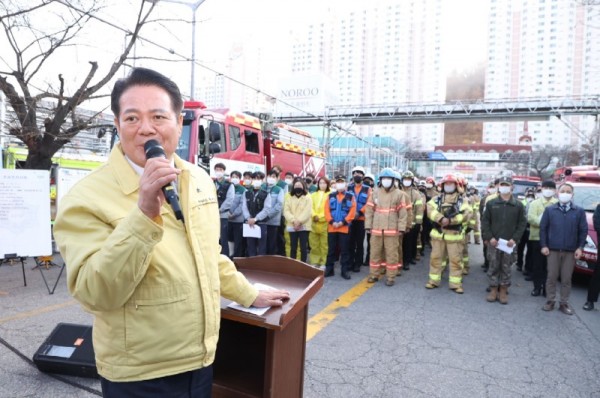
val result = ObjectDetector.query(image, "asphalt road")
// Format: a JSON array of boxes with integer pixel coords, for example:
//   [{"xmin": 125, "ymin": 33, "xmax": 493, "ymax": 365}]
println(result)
[{"xmin": 0, "ymin": 245, "xmax": 599, "ymax": 398}]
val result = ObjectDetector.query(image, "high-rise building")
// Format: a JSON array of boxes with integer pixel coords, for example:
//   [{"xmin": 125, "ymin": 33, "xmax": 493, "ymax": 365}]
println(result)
[
  {"xmin": 484, "ymin": 0, "xmax": 600, "ymax": 149},
  {"xmin": 285, "ymin": 0, "xmax": 446, "ymax": 150}
]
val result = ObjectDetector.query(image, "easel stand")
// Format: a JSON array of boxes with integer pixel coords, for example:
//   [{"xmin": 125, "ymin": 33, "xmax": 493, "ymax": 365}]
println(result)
[
  {"xmin": 33, "ymin": 256, "xmax": 65, "ymax": 295},
  {"xmin": 1, "ymin": 254, "xmax": 27, "ymax": 286}
]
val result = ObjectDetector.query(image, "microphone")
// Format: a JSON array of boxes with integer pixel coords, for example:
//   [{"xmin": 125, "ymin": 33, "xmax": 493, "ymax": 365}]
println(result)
[{"xmin": 144, "ymin": 139, "xmax": 184, "ymax": 223}]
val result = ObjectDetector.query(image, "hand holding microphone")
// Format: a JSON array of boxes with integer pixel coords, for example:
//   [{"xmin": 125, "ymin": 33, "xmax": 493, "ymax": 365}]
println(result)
[{"xmin": 140, "ymin": 139, "xmax": 184, "ymax": 223}]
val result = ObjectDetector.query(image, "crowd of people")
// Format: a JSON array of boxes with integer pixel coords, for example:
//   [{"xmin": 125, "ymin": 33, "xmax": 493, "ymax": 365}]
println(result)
[{"xmin": 215, "ymin": 163, "xmax": 600, "ymax": 315}]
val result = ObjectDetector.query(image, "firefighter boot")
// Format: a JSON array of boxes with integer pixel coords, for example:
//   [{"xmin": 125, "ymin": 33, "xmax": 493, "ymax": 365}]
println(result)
[
  {"xmin": 385, "ymin": 269, "xmax": 398, "ymax": 286},
  {"xmin": 498, "ymin": 285, "xmax": 509, "ymax": 305},
  {"xmin": 486, "ymin": 286, "xmax": 498, "ymax": 302},
  {"xmin": 367, "ymin": 266, "xmax": 380, "ymax": 283}
]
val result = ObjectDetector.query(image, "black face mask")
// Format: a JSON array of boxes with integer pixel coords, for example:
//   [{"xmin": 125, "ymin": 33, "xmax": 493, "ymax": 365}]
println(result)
[
  {"xmin": 364, "ymin": 181, "xmax": 373, "ymax": 188},
  {"xmin": 293, "ymin": 188, "xmax": 304, "ymax": 196},
  {"xmin": 353, "ymin": 176, "xmax": 363, "ymax": 184},
  {"xmin": 305, "ymin": 179, "xmax": 313, "ymax": 185}
]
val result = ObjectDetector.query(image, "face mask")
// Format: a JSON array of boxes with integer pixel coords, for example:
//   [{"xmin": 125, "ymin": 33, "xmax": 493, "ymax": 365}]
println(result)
[
  {"xmin": 285, "ymin": 178, "xmax": 293, "ymax": 185},
  {"xmin": 425, "ymin": 183, "xmax": 433, "ymax": 189},
  {"xmin": 558, "ymin": 192, "xmax": 573, "ymax": 203},
  {"xmin": 244, "ymin": 179, "xmax": 252, "ymax": 186},
  {"xmin": 488, "ymin": 188, "xmax": 497, "ymax": 194},
  {"xmin": 526, "ymin": 197, "xmax": 534, "ymax": 202},
  {"xmin": 319, "ymin": 183, "xmax": 328, "ymax": 191},
  {"xmin": 353, "ymin": 176, "xmax": 363, "ymax": 184},
  {"xmin": 542, "ymin": 189, "xmax": 555, "ymax": 198},
  {"xmin": 231, "ymin": 177, "xmax": 240, "ymax": 185},
  {"xmin": 336, "ymin": 182, "xmax": 346, "ymax": 191},
  {"xmin": 498, "ymin": 186, "xmax": 511, "ymax": 195},
  {"xmin": 381, "ymin": 178, "xmax": 393, "ymax": 188},
  {"xmin": 293, "ymin": 188, "xmax": 303, "ymax": 196},
  {"xmin": 214, "ymin": 171, "xmax": 224, "ymax": 179},
  {"xmin": 252, "ymin": 180, "xmax": 262, "ymax": 189},
  {"xmin": 267, "ymin": 177, "xmax": 276, "ymax": 186},
  {"xmin": 444, "ymin": 184, "xmax": 456, "ymax": 193},
  {"xmin": 364, "ymin": 180, "xmax": 373, "ymax": 188},
  {"xmin": 402, "ymin": 179, "xmax": 412, "ymax": 187},
  {"xmin": 305, "ymin": 178, "xmax": 313, "ymax": 185},
  {"xmin": 535, "ymin": 193, "xmax": 542, "ymax": 199}
]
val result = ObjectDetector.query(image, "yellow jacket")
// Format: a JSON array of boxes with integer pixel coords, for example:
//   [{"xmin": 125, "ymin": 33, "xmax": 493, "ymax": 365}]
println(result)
[
  {"xmin": 284, "ymin": 193, "xmax": 313, "ymax": 231},
  {"xmin": 527, "ymin": 197, "xmax": 558, "ymax": 241},
  {"xmin": 311, "ymin": 190, "xmax": 329, "ymax": 223},
  {"xmin": 53, "ymin": 144, "xmax": 258, "ymax": 382}
]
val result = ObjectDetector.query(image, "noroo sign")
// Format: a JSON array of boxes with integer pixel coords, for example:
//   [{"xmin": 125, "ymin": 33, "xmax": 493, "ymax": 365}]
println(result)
[{"xmin": 281, "ymin": 88, "xmax": 320, "ymax": 98}]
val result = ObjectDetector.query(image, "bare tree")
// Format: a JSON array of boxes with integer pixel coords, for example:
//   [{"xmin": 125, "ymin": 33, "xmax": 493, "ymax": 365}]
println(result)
[
  {"xmin": 0, "ymin": 0, "xmax": 157, "ymax": 170},
  {"xmin": 524, "ymin": 145, "xmax": 589, "ymax": 179}
]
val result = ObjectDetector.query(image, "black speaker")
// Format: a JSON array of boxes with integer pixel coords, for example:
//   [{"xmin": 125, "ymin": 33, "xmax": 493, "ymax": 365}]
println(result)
[{"xmin": 33, "ymin": 323, "xmax": 98, "ymax": 378}]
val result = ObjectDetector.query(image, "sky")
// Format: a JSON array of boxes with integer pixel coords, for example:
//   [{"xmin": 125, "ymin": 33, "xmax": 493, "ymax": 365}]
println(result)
[{"xmin": 0, "ymin": 0, "xmax": 489, "ymax": 112}]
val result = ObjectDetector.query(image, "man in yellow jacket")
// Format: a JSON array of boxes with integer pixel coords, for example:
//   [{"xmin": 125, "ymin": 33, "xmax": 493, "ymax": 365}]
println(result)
[{"xmin": 53, "ymin": 68, "xmax": 288, "ymax": 396}]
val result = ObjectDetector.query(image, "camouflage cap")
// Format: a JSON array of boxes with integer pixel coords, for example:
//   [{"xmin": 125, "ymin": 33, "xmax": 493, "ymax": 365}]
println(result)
[{"xmin": 498, "ymin": 176, "xmax": 513, "ymax": 185}]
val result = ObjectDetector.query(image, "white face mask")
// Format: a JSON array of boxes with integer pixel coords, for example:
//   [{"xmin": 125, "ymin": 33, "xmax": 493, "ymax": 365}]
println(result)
[
  {"xmin": 243, "ymin": 179, "xmax": 252, "ymax": 186},
  {"xmin": 488, "ymin": 187, "xmax": 497, "ymax": 194},
  {"xmin": 381, "ymin": 178, "xmax": 393, "ymax": 188},
  {"xmin": 558, "ymin": 192, "xmax": 573, "ymax": 203},
  {"xmin": 498, "ymin": 186, "xmax": 511, "ymax": 195},
  {"xmin": 336, "ymin": 182, "xmax": 346, "ymax": 191},
  {"xmin": 214, "ymin": 171, "xmax": 224, "ymax": 179},
  {"xmin": 285, "ymin": 178, "xmax": 293, "ymax": 185},
  {"xmin": 267, "ymin": 177, "xmax": 276, "ymax": 186},
  {"xmin": 535, "ymin": 193, "xmax": 542, "ymax": 199},
  {"xmin": 402, "ymin": 179, "xmax": 412, "ymax": 187},
  {"xmin": 526, "ymin": 197, "xmax": 534, "ymax": 203},
  {"xmin": 252, "ymin": 180, "xmax": 262, "ymax": 189},
  {"xmin": 444, "ymin": 184, "xmax": 456, "ymax": 193},
  {"xmin": 542, "ymin": 189, "xmax": 555, "ymax": 198},
  {"xmin": 425, "ymin": 183, "xmax": 433, "ymax": 189},
  {"xmin": 231, "ymin": 177, "xmax": 240, "ymax": 185}
]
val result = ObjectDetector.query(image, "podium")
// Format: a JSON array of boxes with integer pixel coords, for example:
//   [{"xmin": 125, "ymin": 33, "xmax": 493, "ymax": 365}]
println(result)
[{"xmin": 213, "ymin": 255, "xmax": 324, "ymax": 398}]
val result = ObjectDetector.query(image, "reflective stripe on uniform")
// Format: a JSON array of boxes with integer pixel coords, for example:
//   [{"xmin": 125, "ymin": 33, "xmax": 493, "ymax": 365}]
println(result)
[
  {"xmin": 372, "ymin": 229, "xmax": 400, "ymax": 236},
  {"xmin": 429, "ymin": 273, "xmax": 442, "ymax": 281},
  {"xmin": 449, "ymin": 275, "xmax": 462, "ymax": 284}
]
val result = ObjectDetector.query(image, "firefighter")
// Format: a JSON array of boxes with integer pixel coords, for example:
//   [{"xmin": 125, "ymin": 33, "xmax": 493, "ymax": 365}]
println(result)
[
  {"xmin": 214, "ymin": 162, "xmax": 235, "ymax": 257},
  {"xmin": 363, "ymin": 173, "xmax": 375, "ymax": 266},
  {"xmin": 458, "ymin": 177, "xmax": 475, "ymax": 275},
  {"xmin": 242, "ymin": 171, "xmax": 272, "ymax": 256},
  {"xmin": 400, "ymin": 170, "xmax": 424, "ymax": 270},
  {"xmin": 348, "ymin": 166, "xmax": 372, "ymax": 272},
  {"xmin": 425, "ymin": 174, "xmax": 472, "ymax": 293},
  {"xmin": 365, "ymin": 168, "xmax": 409, "ymax": 286},
  {"xmin": 421, "ymin": 176, "xmax": 438, "ymax": 250},
  {"xmin": 469, "ymin": 186, "xmax": 482, "ymax": 244},
  {"xmin": 324, "ymin": 175, "xmax": 357, "ymax": 279},
  {"xmin": 415, "ymin": 180, "xmax": 427, "ymax": 260}
]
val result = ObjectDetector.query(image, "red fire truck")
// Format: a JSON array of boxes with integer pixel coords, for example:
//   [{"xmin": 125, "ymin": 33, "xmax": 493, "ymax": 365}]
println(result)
[{"xmin": 175, "ymin": 101, "xmax": 327, "ymax": 178}]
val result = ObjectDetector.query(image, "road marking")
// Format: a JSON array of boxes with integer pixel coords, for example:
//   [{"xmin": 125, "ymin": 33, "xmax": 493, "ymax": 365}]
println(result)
[
  {"xmin": 0, "ymin": 300, "xmax": 78, "ymax": 325},
  {"xmin": 306, "ymin": 276, "xmax": 376, "ymax": 341}
]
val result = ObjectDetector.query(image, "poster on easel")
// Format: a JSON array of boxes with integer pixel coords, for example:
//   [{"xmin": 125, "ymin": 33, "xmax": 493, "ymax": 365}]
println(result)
[{"xmin": 0, "ymin": 169, "xmax": 52, "ymax": 258}]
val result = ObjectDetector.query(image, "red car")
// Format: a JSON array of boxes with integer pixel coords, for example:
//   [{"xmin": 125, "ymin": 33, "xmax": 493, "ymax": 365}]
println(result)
[{"xmin": 569, "ymin": 182, "xmax": 599, "ymax": 275}]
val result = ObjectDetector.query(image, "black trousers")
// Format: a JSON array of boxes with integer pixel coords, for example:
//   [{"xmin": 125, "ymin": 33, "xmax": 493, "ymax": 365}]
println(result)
[
  {"xmin": 364, "ymin": 231, "xmax": 371, "ymax": 265},
  {"xmin": 402, "ymin": 225, "xmax": 418, "ymax": 264},
  {"xmin": 266, "ymin": 225, "xmax": 278, "ymax": 255},
  {"xmin": 349, "ymin": 220, "xmax": 366, "ymax": 268},
  {"xmin": 530, "ymin": 240, "xmax": 547, "ymax": 290},
  {"xmin": 422, "ymin": 217, "xmax": 432, "ymax": 249},
  {"xmin": 587, "ymin": 261, "xmax": 600, "ymax": 303},
  {"xmin": 229, "ymin": 221, "xmax": 245, "ymax": 258},
  {"xmin": 517, "ymin": 228, "xmax": 529, "ymax": 268},
  {"xmin": 326, "ymin": 232, "xmax": 350, "ymax": 274},
  {"xmin": 101, "ymin": 366, "xmax": 212, "ymax": 398},
  {"xmin": 290, "ymin": 230, "xmax": 309, "ymax": 263},
  {"xmin": 219, "ymin": 218, "xmax": 229, "ymax": 257},
  {"xmin": 276, "ymin": 216, "xmax": 286, "ymax": 256}
]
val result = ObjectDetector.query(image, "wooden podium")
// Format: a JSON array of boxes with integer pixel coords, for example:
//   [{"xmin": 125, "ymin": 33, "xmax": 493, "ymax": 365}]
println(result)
[{"xmin": 213, "ymin": 255, "xmax": 324, "ymax": 398}]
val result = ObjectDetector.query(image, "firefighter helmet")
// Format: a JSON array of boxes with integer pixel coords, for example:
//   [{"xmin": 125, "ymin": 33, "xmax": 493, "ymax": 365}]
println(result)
[
  {"xmin": 425, "ymin": 176, "xmax": 435, "ymax": 184},
  {"xmin": 364, "ymin": 173, "xmax": 375, "ymax": 182},
  {"xmin": 379, "ymin": 168, "xmax": 396, "ymax": 179},
  {"xmin": 402, "ymin": 170, "xmax": 415, "ymax": 180},
  {"xmin": 351, "ymin": 166, "xmax": 366, "ymax": 175},
  {"xmin": 418, "ymin": 180, "xmax": 426, "ymax": 187},
  {"xmin": 441, "ymin": 174, "xmax": 458, "ymax": 185}
]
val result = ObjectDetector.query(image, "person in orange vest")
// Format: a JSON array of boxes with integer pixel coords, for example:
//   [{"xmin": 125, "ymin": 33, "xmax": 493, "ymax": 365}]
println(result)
[
  {"xmin": 348, "ymin": 166, "xmax": 372, "ymax": 273},
  {"xmin": 324, "ymin": 175, "xmax": 357, "ymax": 280}
]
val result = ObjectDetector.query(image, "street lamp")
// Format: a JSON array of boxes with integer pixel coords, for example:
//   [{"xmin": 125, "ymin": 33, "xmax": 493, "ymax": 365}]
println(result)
[{"xmin": 151, "ymin": 0, "xmax": 208, "ymax": 100}]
